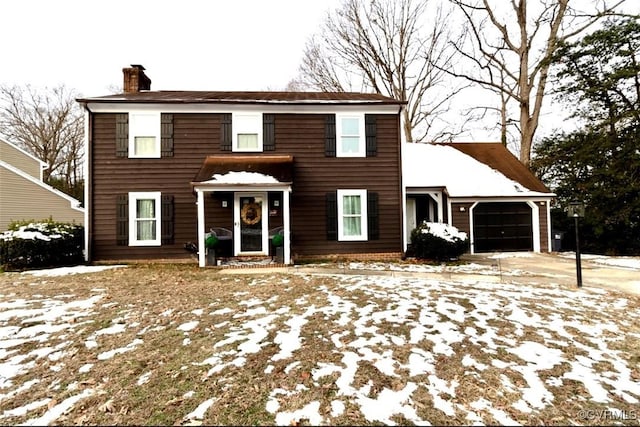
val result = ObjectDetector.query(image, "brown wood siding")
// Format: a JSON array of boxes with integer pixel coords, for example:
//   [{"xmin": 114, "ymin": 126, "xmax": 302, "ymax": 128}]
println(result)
[
  {"xmin": 91, "ymin": 113, "xmax": 220, "ymax": 260},
  {"xmin": 450, "ymin": 202, "xmax": 473, "ymax": 253},
  {"xmin": 450, "ymin": 202, "xmax": 473, "ymax": 236},
  {"xmin": 279, "ymin": 114, "xmax": 401, "ymax": 257},
  {"xmin": 538, "ymin": 201, "xmax": 549, "ymax": 252},
  {"xmin": 90, "ymin": 113, "xmax": 401, "ymax": 261}
]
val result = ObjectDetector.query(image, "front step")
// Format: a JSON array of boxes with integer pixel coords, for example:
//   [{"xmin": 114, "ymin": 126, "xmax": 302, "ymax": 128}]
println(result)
[{"xmin": 217, "ymin": 256, "xmax": 280, "ymax": 269}]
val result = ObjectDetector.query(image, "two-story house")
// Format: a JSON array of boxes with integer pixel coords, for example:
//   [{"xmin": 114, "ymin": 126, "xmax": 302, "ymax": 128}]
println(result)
[{"xmin": 77, "ymin": 65, "xmax": 405, "ymax": 266}]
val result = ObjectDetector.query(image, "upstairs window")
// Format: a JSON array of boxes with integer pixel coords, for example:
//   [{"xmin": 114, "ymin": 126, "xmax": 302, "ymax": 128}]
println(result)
[
  {"xmin": 233, "ymin": 112, "xmax": 263, "ymax": 152},
  {"xmin": 129, "ymin": 112, "xmax": 161, "ymax": 158},
  {"xmin": 337, "ymin": 114, "xmax": 365, "ymax": 157}
]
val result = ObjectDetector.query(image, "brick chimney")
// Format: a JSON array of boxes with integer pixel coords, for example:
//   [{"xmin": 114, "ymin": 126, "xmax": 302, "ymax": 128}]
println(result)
[{"xmin": 123, "ymin": 64, "xmax": 151, "ymax": 93}]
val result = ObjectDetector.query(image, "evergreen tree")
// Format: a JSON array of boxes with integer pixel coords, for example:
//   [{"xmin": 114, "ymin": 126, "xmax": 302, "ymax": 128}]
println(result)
[{"xmin": 532, "ymin": 17, "xmax": 640, "ymax": 255}]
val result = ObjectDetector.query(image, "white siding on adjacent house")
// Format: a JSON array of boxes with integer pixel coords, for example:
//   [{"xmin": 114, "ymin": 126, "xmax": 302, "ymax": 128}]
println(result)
[
  {"xmin": 0, "ymin": 139, "xmax": 45, "ymax": 180},
  {"xmin": 0, "ymin": 163, "xmax": 84, "ymax": 231}
]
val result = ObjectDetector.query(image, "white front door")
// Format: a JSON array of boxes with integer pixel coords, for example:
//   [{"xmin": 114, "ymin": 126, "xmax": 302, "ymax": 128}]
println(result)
[{"xmin": 234, "ymin": 193, "xmax": 268, "ymax": 256}]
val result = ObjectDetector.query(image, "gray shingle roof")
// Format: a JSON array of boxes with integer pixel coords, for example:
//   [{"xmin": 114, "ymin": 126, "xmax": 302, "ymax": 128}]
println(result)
[{"xmin": 77, "ymin": 91, "xmax": 404, "ymax": 105}]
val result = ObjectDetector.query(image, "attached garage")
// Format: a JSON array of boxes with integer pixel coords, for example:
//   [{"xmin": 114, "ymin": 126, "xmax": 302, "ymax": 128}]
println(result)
[
  {"xmin": 473, "ymin": 202, "xmax": 533, "ymax": 252},
  {"xmin": 402, "ymin": 142, "xmax": 555, "ymax": 255}
]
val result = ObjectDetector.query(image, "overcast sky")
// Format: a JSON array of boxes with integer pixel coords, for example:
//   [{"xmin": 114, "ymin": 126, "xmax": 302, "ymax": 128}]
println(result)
[
  {"xmin": 1, "ymin": 0, "xmax": 340, "ymax": 97},
  {"xmin": 2, "ymin": 0, "xmax": 638, "ymax": 144}
]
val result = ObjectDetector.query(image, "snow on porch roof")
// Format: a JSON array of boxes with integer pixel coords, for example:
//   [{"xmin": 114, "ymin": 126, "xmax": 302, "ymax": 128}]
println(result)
[
  {"xmin": 402, "ymin": 142, "xmax": 553, "ymax": 198},
  {"xmin": 191, "ymin": 155, "xmax": 293, "ymax": 186}
]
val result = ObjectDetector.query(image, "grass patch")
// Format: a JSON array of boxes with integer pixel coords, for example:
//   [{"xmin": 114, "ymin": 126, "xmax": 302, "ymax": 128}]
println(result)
[{"xmin": 1, "ymin": 264, "xmax": 639, "ymax": 425}]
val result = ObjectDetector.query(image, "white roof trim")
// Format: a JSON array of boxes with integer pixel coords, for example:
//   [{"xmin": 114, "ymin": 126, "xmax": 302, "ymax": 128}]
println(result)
[
  {"xmin": 83, "ymin": 102, "xmax": 401, "ymax": 115},
  {"xmin": 0, "ymin": 160, "xmax": 84, "ymax": 212}
]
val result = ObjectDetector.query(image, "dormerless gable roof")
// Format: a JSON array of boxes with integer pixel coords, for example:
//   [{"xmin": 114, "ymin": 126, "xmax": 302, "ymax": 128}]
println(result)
[{"xmin": 77, "ymin": 91, "xmax": 404, "ymax": 106}]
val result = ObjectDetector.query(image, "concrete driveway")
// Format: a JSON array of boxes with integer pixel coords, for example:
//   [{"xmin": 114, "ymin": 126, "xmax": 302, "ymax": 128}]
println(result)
[
  {"xmin": 222, "ymin": 251, "xmax": 640, "ymax": 297},
  {"xmin": 461, "ymin": 252, "xmax": 640, "ymax": 296}
]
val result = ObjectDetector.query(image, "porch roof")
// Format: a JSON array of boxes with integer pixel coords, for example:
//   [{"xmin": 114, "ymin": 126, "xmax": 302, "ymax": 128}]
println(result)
[{"xmin": 191, "ymin": 155, "xmax": 294, "ymax": 188}]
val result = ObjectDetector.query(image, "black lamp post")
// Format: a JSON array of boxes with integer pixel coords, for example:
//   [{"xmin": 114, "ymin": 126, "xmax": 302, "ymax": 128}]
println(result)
[{"xmin": 568, "ymin": 201, "xmax": 585, "ymax": 288}]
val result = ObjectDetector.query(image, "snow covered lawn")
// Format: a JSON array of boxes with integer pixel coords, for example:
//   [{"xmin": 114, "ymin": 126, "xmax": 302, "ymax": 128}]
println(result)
[{"xmin": 0, "ymin": 264, "xmax": 639, "ymax": 425}]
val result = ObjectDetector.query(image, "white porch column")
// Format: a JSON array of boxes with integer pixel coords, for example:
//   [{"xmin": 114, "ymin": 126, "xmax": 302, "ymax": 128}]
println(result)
[
  {"xmin": 283, "ymin": 189, "xmax": 291, "ymax": 264},
  {"xmin": 197, "ymin": 190, "xmax": 205, "ymax": 267},
  {"xmin": 528, "ymin": 201, "xmax": 541, "ymax": 253}
]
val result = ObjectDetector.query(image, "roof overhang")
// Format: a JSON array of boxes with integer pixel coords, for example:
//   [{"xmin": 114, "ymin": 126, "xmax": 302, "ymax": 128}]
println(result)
[
  {"xmin": 80, "ymin": 102, "xmax": 402, "ymax": 115},
  {"xmin": 191, "ymin": 155, "xmax": 293, "ymax": 192}
]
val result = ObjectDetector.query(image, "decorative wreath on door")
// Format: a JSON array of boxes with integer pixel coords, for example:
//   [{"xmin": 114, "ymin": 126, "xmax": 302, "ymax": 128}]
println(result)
[{"xmin": 241, "ymin": 202, "xmax": 262, "ymax": 225}]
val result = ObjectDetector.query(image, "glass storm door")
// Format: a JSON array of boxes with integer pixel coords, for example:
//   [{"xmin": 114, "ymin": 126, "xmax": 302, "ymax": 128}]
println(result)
[{"xmin": 234, "ymin": 193, "xmax": 268, "ymax": 255}]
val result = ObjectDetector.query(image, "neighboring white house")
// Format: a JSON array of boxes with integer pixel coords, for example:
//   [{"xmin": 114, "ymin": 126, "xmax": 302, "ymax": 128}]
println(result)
[
  {"xmin": 402, "ymin": 142, "xmax": 555, "ymax": 254},
  {"xmin": 0, "ymin": 138, "xmax": 84, "ymax": 231}
]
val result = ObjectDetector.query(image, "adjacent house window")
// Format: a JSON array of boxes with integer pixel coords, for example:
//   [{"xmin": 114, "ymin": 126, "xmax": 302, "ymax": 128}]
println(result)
[
  {"xmin": 337, "ymin": 189, "xmax": 368, "ymax": 241},
  {"xmin": 336, "ymin": 114, "xmax": 365, "ymax": 157},
  {"xmin": 129, "ymin": 192, "xmax": 161, "ymax": 246},
  {"xmin": 129, "ymin": 113, "xmax": 161, "ymax": 158},
  {"xmin": 233, "ymin": 112, "xmax": 263, "ymax": 152}
]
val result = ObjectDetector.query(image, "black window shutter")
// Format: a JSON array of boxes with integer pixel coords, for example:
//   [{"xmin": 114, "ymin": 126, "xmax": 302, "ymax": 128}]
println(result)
[
  {"xmin": 221, "ymin": 113, "xmax": 232, "ymax": 151},
  {"xmin": 365, "ymin": 114, "xmax": 377, "ymax": 157},
  {"xmin": 367, "ymin": 191, "xmax": 379, "ymax": 240},
  {"xmin": 116, "ymin": 194, "xmax": 128, "ymax": 245},
  {"xmin": 263, "ymin": 114, "xmax": 275, "ymax": 151},
  {"xmin": 161, "ymin": 195, "xmax": 174, "ymax": 245},
  {"xmin": 325, "ymin": 114, "xmax": 336, "ymax": 157},
  {"xmin": 326, "ymin": 192, "xmax": 338, "ymax": 240},
  {"xmin": 161, "ymin": 113, "xmax": 174, "ymax": 157},
  {"xmin": 116, "ymin": 113, "xmax": 129, "ymax": 157}
]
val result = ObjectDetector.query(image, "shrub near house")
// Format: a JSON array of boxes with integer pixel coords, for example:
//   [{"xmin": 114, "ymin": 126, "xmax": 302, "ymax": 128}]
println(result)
[
  {"xmin": 0, "ymin": 220, "xmax": 84, "ymax": 271},
  {"xmin": 410, "ymin": 222, "xmax": 468, "ymax": 261}
]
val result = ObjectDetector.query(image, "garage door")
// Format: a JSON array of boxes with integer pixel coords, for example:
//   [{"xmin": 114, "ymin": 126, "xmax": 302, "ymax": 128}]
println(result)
[{"xmin": 473, "ymin": 202, "xmax": 533, "ymax": 252}]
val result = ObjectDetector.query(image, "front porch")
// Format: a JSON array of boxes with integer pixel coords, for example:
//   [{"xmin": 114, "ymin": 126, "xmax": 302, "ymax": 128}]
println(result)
[{"xmin": 191, "ymin": 155, "xmax": 294, "ymax": 267}]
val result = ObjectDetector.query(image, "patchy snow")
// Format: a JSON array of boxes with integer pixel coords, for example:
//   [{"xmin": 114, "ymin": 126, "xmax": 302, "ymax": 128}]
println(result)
[
  {"xmin": 489, "ymin": 252, "xmax": 535, "ymax": 259},
  {"xmin": 204, "ymin": 171, "xmax": 279, "ymax": 184},
  {"xmin": 0, "ymin": 223, "xmax": 76, "ymax": 242},
  {"xmin": 97, "ymin": 339, "xmax": 143, "ymax": 360},
  {"xmin": 0, "ymin": 398, "xmax": 51, "ymax": 419},
  {"xmin": 137, "ymin": 372, "xmax": 152, "ymax": 386},
  {"xmin": 402, "ymin": 142, "xmax": 551, "ymax": 197},
  {"xmin": 22, "ymin": 265, "xmax": 125, "ymax": 277},
  {"xmin": 559, "ymin": 252, "xmax": 640, "ymax": 270},
  {"xmin": 177, "ymin": 321, "xmax": 199, "ymax": 332},
  {"xmin": 418, "ymin": 222, "xmax": 467, "ymax": 242},
  {"xmin": 20, "ymin": 389, "xmax": 94, "ymax": 426},
  {"xmin": 184, "ymin": 397, "xmax": 217, "ymax": 422},
  {"xmin": 1, "ymin": 255, "xmax": 639, "ymax": 425}
]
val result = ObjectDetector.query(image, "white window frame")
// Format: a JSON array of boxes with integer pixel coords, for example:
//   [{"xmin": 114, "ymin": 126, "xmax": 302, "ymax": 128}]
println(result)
[
  {"xmin": 129, "ymin": 191, "xmax": 161, "ymax": 246},
  {"xmin": 128, "ymin": 112, "xmax": 161, "ymax": 158},
  {"xmin": 336, "ymin": 113, "xmax": 365, "ymax": 157},
  {"xmin": 232, "ymin": 112, "xmax": 263, "ymax": 152},
  {"xmin": 337, "ymin": 189, "xmax": 368, "ymax": 241}
]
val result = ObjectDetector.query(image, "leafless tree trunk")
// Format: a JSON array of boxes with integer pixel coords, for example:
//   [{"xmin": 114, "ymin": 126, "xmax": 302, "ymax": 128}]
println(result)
[
  {"xmin": 291, "ymin": 0, "xmax": 465, "ymax": 142},
  {"xmin": 0, "ymin": 84, "xmax": 84, "ymax": 193},
  {"xmin": 448, "ymin": 0, "xmax": 628, "ymax": 166}
]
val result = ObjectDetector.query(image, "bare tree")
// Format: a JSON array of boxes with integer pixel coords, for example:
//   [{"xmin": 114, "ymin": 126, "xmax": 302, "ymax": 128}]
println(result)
[
  {"xmin": 0, "ymin": 84, "xmax": 84, "ymax": 198},
  {"xmin": 292, "ymin": 0, "xmax": 465, "ymax": 142},
  {"xmin": 448, "ymin": 0, "xmax": 629, "ymax": 166}
]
